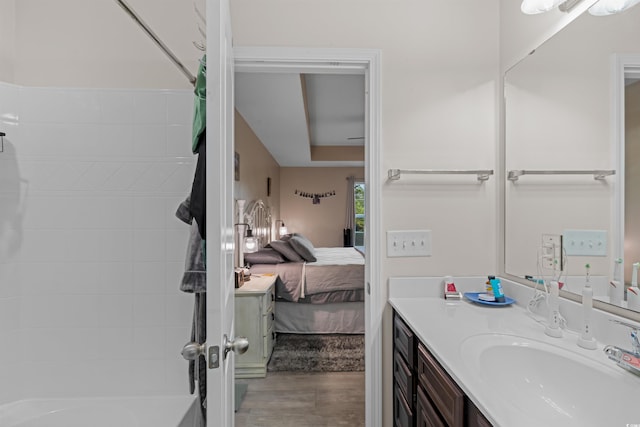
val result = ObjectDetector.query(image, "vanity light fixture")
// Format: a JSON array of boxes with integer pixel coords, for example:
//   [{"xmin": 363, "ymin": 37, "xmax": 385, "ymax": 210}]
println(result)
[{"xmin": 588, "ymin": 0, "xmax": 640, "ymax": 15}]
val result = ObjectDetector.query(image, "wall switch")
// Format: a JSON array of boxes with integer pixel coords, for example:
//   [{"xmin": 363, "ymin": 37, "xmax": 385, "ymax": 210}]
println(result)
[
  {"xmin": 562, "ymin": 229, "xmax": 607, "ymax": 257},
  {"xmin": 387, "ymin": 230, "xmax": 432, "ymax": 257},
  {"xmin": 541, "ymin": 234, "xmax": 563, "ymax": 270}
]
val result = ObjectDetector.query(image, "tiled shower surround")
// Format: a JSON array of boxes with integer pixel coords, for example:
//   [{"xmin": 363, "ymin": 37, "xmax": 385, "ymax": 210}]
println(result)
[{"xmin": 0, "ymin": 82, "xmax": 197, "ymax": 404}]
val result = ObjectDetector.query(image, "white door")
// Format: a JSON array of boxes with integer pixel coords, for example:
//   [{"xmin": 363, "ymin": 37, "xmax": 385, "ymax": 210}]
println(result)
[{"xmin": 206, "ymin": 0, "xmax": 237, "ymax": 425}]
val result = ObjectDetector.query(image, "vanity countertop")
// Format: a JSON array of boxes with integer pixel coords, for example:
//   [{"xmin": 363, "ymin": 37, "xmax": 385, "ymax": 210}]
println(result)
[{"xmin": 389, "ymin": 277, "xmax": 640, "ymax": 427}]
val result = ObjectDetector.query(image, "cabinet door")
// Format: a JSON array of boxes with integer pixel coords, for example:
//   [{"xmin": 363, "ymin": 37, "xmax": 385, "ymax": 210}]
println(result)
[
  {"xmin": 416, "ymin": 385, "xmax": 445, "ymax": 427},
  {"xmin": 466, "ymin": 399, "xmax": 493, "ymax": 427},
  {"xmin": 394, "ymin": 314, "xmax": 415, "ymax": 367},
  {"xmin": 394, "ymin": 384, "xmax": 414, "ymax": 427},
  {"xmin": 394, "ymin": 350, "xmax": 414, "ymax": 406},
  {"xmin": 417, "ymin": 344, "xmax": 464, "ymax": 427}
]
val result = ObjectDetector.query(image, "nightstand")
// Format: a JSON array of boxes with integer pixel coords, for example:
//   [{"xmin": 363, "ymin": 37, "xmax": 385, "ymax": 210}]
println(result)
[{"xmin": 234, "ymin": 274, "xmax": 277, "ymax": 378}]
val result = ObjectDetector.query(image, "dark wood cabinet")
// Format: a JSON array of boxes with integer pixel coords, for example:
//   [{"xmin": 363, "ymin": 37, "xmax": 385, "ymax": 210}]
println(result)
[{"xmin": 393, "ymin": 311, "xmax": 492, "ymax": 427}]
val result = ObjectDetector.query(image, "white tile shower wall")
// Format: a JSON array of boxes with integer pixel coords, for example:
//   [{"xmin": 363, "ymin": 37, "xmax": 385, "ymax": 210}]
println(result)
[{"xmin": 2, "ymin": 83, "xmax": 197, "ymax": 399}]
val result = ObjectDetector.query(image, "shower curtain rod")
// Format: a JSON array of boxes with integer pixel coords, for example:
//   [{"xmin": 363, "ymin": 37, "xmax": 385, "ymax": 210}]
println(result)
[{"xmin": 115, "ymin": 0, "xmax": 196, "ymax": 86}]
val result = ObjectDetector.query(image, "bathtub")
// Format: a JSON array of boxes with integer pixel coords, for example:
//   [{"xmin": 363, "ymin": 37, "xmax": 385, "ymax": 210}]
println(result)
[{"xmin": 0, "ymin": 395, "xmax": 198, "ymax": 427}]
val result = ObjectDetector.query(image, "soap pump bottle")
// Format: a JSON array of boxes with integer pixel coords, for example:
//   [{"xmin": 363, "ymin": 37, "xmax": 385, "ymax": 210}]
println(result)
[
  {"xmin": 628, "ymin": 262, "xmax": 640, "ymax": 311},
  {"xmin": 578, "ymin": 263, "xmax": 597, "ymax": 350},
  {"xmin": 609, "ymin": 258, "xmax": 624, "ymax": 306}
]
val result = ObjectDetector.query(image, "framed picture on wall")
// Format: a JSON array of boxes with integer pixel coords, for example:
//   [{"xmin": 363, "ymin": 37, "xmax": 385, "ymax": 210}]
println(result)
[{"xmin": 234, "ymin": 152, "xmax": 240, "ymax": 181}]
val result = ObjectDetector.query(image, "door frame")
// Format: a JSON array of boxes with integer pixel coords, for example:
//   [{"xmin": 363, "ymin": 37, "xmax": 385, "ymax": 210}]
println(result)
[{"xmin": 234, "ymin": 47, "xmax": 383, "ymax": 427}]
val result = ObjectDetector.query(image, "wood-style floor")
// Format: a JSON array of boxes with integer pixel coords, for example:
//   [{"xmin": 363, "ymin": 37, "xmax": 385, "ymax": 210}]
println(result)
[{"xmin": 235, "ymin": 371, "xmax": 365, "ymax": 427}]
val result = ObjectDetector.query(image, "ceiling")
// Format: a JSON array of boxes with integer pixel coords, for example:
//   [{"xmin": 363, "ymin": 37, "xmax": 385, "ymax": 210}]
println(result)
[{"xmin": 235, "ymin": 73, "xmax": 365, "ymax": 167}]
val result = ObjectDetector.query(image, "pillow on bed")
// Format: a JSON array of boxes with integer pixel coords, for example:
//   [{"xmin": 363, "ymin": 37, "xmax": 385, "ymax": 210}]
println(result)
[
  {"xmin": 289, "ymin": 234, "xmax": 317, "ymax": 262},
  {"xmin": 267, "ymin": 239, "xmax": 304, "ymax": 262},
  {"xmin": 244, "ymin": 248, "xmax": 286, "ymax": 265}
]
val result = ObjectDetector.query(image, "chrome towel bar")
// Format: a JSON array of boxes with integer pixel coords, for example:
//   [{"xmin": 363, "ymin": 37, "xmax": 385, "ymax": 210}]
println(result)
[
  {"xmin": 388, "ymin": 169, "xmax": 494, "ymax": 182},
  {"xmin": 507, "ymin": 169, "xmax": 615, "ymax": 181}
]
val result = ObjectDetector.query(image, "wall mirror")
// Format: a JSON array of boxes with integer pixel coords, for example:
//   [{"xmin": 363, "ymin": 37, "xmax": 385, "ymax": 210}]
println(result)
[{"xmin": 504, "ymin": 4, "xmax": 640, "ymax": 316}]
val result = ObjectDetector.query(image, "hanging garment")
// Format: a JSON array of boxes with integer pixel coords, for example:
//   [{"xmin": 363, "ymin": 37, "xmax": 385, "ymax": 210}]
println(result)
[
  {"xmin": 175, "ymin": 198, "xmax": 207, "ymax": 420},
  {"xmin": 189, "ymin": 131, "xmax": 206, "ymax": 240},
  {"xmin": 192, "ymin": 55, "xmax": 206, "ymax": 153}
]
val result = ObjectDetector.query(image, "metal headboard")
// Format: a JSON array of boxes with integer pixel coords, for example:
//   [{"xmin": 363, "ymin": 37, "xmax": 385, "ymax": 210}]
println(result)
[{"xmin": 244, "ymin": 199, "xmax": 272, "ymax": 249}]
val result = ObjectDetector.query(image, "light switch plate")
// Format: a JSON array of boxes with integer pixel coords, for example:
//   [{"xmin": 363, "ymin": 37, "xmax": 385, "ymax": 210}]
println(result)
[
  {"xmin": 387, "ymin": 230, "xmax": 432, "ymax": 257},
  {"xmin": 562, "ymin": 229, "xmax": 607, "ymax": 256}
]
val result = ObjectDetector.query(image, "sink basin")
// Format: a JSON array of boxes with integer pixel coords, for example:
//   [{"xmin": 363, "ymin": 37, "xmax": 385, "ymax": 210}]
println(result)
[{"xmin": 460, "ymin": 334, "xmax": 640, "ymax": 426}]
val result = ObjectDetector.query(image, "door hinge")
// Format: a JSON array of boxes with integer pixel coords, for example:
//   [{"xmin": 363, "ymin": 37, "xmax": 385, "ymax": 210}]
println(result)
[
  {"xmin": 209, "ymin": 346, "xmax": 220, "ymax": 369},
  {"xmin": 367, "ymin": 282, "xmax": 371, "ymax": 295}
]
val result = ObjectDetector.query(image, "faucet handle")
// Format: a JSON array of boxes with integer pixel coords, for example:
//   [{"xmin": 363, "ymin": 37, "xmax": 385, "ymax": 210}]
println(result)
[{"xmin": 609, "ymin": 319, "xmax": 640, "ymax": 355}]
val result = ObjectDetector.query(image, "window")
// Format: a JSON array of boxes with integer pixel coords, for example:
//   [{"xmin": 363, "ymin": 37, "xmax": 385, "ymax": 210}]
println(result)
[{"xmin": 354, "ymin": 182, "xmax": 365, "ymax": 247}]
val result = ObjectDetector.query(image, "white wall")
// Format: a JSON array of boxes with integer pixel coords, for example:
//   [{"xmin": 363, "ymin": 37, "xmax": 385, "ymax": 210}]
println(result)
[
  {"xmin": 0, "ymin": 0, "xmax": 15, "ymax": 83},
  {"xmin": 0, "ymin": 81, "xmax": 196, "ymax": 401}
]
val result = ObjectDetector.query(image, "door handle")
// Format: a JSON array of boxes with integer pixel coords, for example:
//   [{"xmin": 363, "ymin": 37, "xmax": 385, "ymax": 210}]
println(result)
[
  {"xmin": 181, "ymin": 341, "xmax": 205, "ymax": 361},
  {"xmin": 223, "ymin": 334, "xmax": 249, "ymax": 359}
]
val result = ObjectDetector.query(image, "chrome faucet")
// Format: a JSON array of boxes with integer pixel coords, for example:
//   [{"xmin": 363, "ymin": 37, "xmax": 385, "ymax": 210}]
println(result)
[{"xmin": 603, "ymin": 319, "xmax": 640, "ymax": 376}]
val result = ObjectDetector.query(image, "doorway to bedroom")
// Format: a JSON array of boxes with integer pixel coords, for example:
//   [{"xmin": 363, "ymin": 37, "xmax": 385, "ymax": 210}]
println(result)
[{"xmin": 231, "ymin": 50, "xmax": 376, "ymax": 426}]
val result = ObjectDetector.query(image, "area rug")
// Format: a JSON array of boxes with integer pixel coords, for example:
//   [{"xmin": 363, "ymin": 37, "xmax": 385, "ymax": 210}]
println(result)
[{"xmin": 267, "ymin": 334, "xmax": 365, "ymax": 372}]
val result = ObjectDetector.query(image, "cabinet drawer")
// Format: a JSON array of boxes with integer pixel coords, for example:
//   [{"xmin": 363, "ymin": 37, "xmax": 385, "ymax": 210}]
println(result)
[
  {"xmin": 416, "ymin": 384, "xmax": 445, "ymax": 427},
  {"xmin": 394, "ymin": 350, "xmax": 414, "ymax": 405},
  {"xmin": 417, "ymin": 343, "xmax": 464, "ymax": 427},
  {"xmin": 394, "ymin": 383, "xmax": 414, "ymax": 427},
  {"xmin": 262, "ymin": 310, "xmax": 275, "ymax": 336},
  {"xmin": 264, "ymin": 285, "xmax": 275, "ymax": 313},
  {"xmin": 394, "ymin": 313, "xmax": 415, "ymax": 367},
  {"xmin": 264, "ymin": 323, "xmax": 276, "ymax": 359}
]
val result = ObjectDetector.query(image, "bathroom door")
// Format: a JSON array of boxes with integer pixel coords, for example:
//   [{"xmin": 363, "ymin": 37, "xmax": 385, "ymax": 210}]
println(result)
[{"xmin": 206, "ymin": 0, "xmax": 237, "ymax": 425}]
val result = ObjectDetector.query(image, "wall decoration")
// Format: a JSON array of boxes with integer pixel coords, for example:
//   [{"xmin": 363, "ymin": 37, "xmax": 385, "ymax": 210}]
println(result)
[
  {"xmin": 294, "ymin": 189, "xmax": 336, "ymax": 205},
  {"xmin": 267, "ymin": 177, "xmax": 271, "ymax": 196},
  {"xmin": 234, "ymin": 152, "xmax": 240, "ymax": 181}
]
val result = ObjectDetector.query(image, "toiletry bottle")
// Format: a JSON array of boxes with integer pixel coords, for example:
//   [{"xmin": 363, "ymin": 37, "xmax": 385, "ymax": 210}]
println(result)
[
  {"xmin": 490, "ymin": 278, "xmax": 505, "ymax": 303},
  {"xmin": 609, "ymin": 258, "xmax": 624, "ymax": 306},
  {"xmin": 578, "ymin": 263, "xmax": 597, "ymax": 350},
  {"xmin": 628, "ymin": 262, "xmax": 640, "ymax": 311},
  {"xmin": 486, "ymin": 275, "xmax": 494, "ymax": 294}
]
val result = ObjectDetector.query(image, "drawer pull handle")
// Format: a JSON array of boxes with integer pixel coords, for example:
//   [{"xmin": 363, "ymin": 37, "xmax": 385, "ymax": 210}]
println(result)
[
  {"xmin": 271, "ymin": 312, "xmax": 275, "ymax": 321},
  {"xmin": 271, "ymin": 293, "xmax": 275, "ymax": 301}
]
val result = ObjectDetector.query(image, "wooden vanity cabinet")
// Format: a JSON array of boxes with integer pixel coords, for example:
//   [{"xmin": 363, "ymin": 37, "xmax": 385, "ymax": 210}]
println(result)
[{"xmin": 393, "ymin": 311, "xmax": 492, "ymax": 427}]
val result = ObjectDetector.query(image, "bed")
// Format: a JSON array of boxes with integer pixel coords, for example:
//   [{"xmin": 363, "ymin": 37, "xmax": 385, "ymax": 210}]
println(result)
[
  {"xmin": 249, "ymin": 247, "xmax": 365, "ymax": 334},
  {"xmin": 238, "ymin": 199, "xmax": 364, "ymax": 334}
]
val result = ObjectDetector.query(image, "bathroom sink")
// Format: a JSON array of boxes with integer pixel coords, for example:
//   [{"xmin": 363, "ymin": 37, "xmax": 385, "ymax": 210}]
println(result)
[{"xmin": 460, "ymin": 334, "xmax": 640, "ymax": 426}]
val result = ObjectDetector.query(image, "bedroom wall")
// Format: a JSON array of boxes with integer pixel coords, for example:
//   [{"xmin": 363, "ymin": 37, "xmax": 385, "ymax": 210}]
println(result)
[
  {"xmin": 234, "ymin": 110, "xmax": 281, "ymax": 226},
  {"xmin": 280, "ymin": 167, "xmax": 364, "ymax": 247}
]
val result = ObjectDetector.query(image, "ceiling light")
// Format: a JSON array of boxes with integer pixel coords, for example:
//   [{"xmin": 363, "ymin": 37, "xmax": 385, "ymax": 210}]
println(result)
[
  {"xmin": 521, "ymin": 0, "xmax": 566, "ymax": 14},
  {"xmin": 588, "ymin": 0, "xmax": 640, "ymax": 15}
]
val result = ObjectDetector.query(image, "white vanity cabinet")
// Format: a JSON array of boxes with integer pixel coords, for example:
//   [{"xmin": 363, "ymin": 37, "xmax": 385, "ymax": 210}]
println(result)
[{"xmin": 234, "ymin": 274, "xmax": 277, "ymax": 378}]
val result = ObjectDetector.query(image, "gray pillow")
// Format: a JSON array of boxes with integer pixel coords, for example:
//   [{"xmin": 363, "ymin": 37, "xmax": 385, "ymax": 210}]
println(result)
[
  {"xmin": 244, "ymin": 248, "xmax": 286, "ymax": 265},
  {"xmin": 267, "ymin": 240, "xmax": 304, "ymax": 262},
  {"xmin": 289, "ymin": 234, "xmax": 317, "ymax": 262}
]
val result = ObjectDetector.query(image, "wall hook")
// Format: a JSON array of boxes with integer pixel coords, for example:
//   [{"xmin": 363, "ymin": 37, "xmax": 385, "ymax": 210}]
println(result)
[{"xmin": 0, "ymin": 132, "xmax": 5, "ymax": 153}]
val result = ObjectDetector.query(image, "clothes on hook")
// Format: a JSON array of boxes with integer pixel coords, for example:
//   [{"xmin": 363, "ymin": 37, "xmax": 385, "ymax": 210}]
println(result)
[
  {"xmin": 190, "ymin": 131, "xmax": 206, "ymax": 240},
  {"xmin": 192, "ymin": 55, "xmax": 206, "ymax": 153}
]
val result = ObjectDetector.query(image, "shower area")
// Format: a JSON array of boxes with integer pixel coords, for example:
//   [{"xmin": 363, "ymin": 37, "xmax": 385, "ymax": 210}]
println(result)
[{"xmin": 0, "ymin": 1, "xmax": 206, "ymax": 425}]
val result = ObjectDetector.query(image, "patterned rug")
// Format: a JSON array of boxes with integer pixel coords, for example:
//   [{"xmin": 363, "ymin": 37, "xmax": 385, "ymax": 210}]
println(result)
[{"xmin": 267, "ymin": 333, "xmax": 365, "ymax": 372}]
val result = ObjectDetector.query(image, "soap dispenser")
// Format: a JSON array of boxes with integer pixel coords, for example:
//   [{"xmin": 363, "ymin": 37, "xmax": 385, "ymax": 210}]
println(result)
[
  {"xmin": 628, "ymin": 262, "xmax": 640, "ymax": 311},
  {"xmin": 578, "ymin": 264, "xmax": 597, "ymax": 350},
  {"xmin": 609, "ymin": 258, "xmax": 624, "ymax": 306}
]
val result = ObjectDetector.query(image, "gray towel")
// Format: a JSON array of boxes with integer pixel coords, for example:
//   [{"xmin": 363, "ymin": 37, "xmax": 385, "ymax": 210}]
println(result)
[{"xmin": 176, "ymin": 198, "xmax": 206, "ymax": 293}]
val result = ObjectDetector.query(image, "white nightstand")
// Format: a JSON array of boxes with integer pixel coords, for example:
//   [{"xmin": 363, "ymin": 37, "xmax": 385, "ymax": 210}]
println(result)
[{"xmin": 234, "ymin": 274, "xmax": 277, "ymax": 378}]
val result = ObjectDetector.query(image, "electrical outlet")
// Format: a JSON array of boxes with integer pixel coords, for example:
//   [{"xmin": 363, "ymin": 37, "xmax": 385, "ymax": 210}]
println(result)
[
  {"xmin": 541, "ymin": 234, "xmax": 563, "ymax": 271},
  {"xmin": 387, "ymin": 230, "xmax": 432, "ymax": 257},
  {"xmin": 563, "ymin": 229, "xmax": 607, "ymax": 256}
]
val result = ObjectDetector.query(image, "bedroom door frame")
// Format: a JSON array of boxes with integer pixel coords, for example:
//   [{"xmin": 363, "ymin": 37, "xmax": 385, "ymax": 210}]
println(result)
[{"xmin": 234, "ymin": 47, "xmax": 382, "ymax": 427}]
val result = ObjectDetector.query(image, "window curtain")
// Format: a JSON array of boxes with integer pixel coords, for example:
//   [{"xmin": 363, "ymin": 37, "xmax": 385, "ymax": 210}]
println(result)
[{"xmin": 344, "ymin": 175, "xmax": 355, "ymax": 247}]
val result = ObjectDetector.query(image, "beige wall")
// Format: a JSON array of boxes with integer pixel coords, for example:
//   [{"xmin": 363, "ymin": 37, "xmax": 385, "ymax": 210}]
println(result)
[
  {"xmin": 234, "ymin": 110, "xmax": 281, "ymax": 224},
  {"xmin": 0, "ymin": 0, "xmax": 15, "ymax": 82},
  {"xmin": 280, "ymin": 167, "xmax": 364, "ymax": 247},
  {"xmin": 626, "ymin": 82, "xmax": 640, "ymax": 283}
]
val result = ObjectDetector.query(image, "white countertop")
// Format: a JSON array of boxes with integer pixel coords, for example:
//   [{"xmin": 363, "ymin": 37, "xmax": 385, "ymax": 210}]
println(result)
[{"xmin": 388, "ymin": 276, "xmax": 640, "ymax": 427}]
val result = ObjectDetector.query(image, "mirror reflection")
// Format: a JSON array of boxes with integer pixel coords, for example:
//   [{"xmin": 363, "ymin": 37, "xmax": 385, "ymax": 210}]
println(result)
[{"xmin": 504, "ymin": 4, "xmax": 640, "ymax": 312}]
